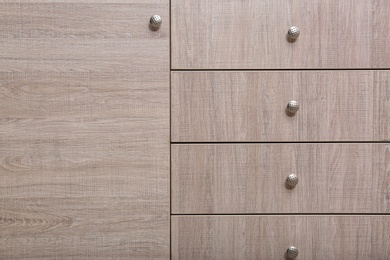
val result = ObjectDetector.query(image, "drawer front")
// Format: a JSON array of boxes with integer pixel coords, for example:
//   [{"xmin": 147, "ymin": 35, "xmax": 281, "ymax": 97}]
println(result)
[
  {"xmin": 172, "ymin": 144, "xmax": 390, "ymax": 214},
  {"xmin": 172, "ymin": 216, "xmax": 390, "ymax": 259},
  {"xmin": 172, "ymin": 71, "xmax": 389, "ymax": 142},
  {"xmin": 172, "ymin": 0, "xmax": 390, "ymax": 69}
]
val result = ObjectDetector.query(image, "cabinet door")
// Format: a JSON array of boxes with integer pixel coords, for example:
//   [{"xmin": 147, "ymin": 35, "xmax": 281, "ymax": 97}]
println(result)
[
  {"xmin": 172, "ymin": 71, "xmax": 390, "ymax": 142},
  {"xmin": 172, "ymin": 216, "xmax": 390, "ymax": 260},
  {"xmin": 172, "ymin": 144, "xmax": 390, "ymax": 214},
  {"xmin": 0, "ymin": 2, "xmax": 169, "ymax": 259},
  {"xmin": 172, "ymin": 0, "xmax": 390, "ymax": 69}
]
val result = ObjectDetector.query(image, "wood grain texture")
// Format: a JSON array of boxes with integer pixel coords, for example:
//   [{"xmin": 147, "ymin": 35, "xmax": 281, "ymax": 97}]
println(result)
[
  {"xmin": 373, "ymin": 71, "xmax": 390, "ymax": 141},
  {"xmin": 0, "ymin": 2, "xmax": 169, "ymax": 259},
  {"xmin": 172, "ymin": 144, "xmax": 390, "ymax": 214},
  {"xmin": 372, "ymin": 0, "xmax": 390, "ymax": 68},
  {"xmin": 171, "ymin": 71, "xmax": 389, "ymax": 142},
  {"xmin": 172, "ymin": 216, "xmax": 390, "ymax": 260},
  {"xmin": 171, "ymin": 0, "xmax": 390, "ymax": 69}
]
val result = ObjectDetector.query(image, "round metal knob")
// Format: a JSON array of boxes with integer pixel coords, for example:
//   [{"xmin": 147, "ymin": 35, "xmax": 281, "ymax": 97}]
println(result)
[
  {"xmin": 286, "ymin": 246, "xmax": 299, "ymax": 259},
  {"xmin": 288, "ymin": 26, "xmax": 300, "ymax": 40},
  {"xmin": 287, "ymin": 100, "xmax": 299, "ymax": 114},
  {"xmin": 286, "ymin": 174, "xmax": 299, "ymax": 188},
  {"xmin": 150, "ymin": 15, "xmax": 162, "ymax": 29}
]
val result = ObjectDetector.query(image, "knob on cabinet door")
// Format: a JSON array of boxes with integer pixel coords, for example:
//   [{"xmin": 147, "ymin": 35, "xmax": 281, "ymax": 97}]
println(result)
[
  {"xmin": 286, "ymin": 174, "xmax": 299, "ymax": 188},
  {"xmin": 288, "ymin": 26, "xmax": 300, "ymax": 40},
  {"xmin": 286, "ymin": 246, "xmax": 299, "ymax": 259},
  {"xmin": 150, "ymin": 15, "xmax": 162, "ymax": 29}
]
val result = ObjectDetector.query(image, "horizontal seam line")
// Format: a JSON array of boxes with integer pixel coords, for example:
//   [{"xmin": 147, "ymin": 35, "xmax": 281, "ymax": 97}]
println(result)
[
  {"xmin": 171, "ymin": 141, "xmax": 390, "ymax": 144},
  {"xmin": 171, "ymin": 68, "xmax": 390, "ymax": 72},
  {"xmin": 171, "ymin": 213, "xmax": 390, "ymax": 216}
]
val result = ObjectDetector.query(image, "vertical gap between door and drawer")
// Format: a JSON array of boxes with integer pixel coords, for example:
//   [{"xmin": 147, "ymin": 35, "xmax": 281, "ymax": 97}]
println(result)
[{"xmin": 169, "ymin": 0, "xmax": 172, "ymax": 259}]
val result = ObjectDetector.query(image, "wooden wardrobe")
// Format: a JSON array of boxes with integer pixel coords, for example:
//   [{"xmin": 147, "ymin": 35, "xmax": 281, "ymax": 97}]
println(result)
[{"xmin": 1, "ymin": 0, "xmax": 389, "ymax": 259}]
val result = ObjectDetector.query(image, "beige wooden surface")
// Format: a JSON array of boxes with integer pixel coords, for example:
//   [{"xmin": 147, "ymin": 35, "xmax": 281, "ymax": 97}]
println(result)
[
  {"xmin": 0, "ymin": 2, "xmax": 169, "ymax": 259},
  {"xmin": 172, "ymin": 215, "xmax": 390, "ymax": 260},
  {"xmin": 372, "ymin": 0, "xmax": 390, "ymax": 68},
  {"xmin": 373, "ymin": 71, "xmax": 390, "ymax": 141},
  {"xmin": 172, "ymin": 71, "xmax": 389, "ymax": 142},
  {"xmin": 171, "ymin": 0, "xmax": 390, "ymax": 69},
  {"xmin": 172, "ymin": 144, "xmax": 390, "ymax": 214}
]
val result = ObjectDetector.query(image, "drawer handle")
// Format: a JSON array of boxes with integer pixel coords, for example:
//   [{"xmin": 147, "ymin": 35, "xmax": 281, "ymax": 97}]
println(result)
[
  {"xmin": 150, "ymin": 15, "xmax": 162, "ymax": 29},
  {"xmin": 286, "ymin": 246, "xmax": 299, "ymax": 259},
  {"xmin": 286, "ymin": 174, "xmax": 299, "ymax": 188},
  {"xmin": 288, "ymin": 26, "xmax": 300, "ymax": 40},
  {"xmin": 286, "ymin": 100, "xmax": 299, "ymax": 115}
]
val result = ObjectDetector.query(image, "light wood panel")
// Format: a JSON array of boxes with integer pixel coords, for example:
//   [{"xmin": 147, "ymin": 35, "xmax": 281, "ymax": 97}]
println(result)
[
  {"xmin": 172, "ymin": 144, "xmax": 390, "ymax": 214},
  {"xmin": 373, "ymin": 71, "xmax": 390, "ymax": 141},
  {"xmin": 372, "ymin": 0, "xmax": 390, "ymax": 67},
  {"xmin": 1, "ymin": 197, "xmax": 168, "ymax": 259},
  {"xmin": 172, "ymin": 216, "xmax": 390, "ymax": 260},
  {"xmin": 171, "ymin": 71, "xmax": 389, "ymax": 142},
  {"xmin": 0, "ymin": 2, "xmax": 169, "ymax": 259},
  {"xmin": 172, "ymin": 0, "xmax": 390, "ymax": 69}
]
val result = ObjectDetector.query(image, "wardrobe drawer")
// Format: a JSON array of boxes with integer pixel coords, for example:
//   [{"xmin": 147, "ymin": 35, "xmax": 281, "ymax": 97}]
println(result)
[
  {"xmin": 172, "ymin": 0, "xmax": 389, "ymax": 69},
  {"xmin": 171, "ymin": 71, "xmax": 390, "ymax": 142},
  {"xmin": 172, "ymin": 216, "xmax": 390, "ymax": 259},
  {"xmin": 172, "ymin": 144, "xmax": 390, "ymax": 214}
]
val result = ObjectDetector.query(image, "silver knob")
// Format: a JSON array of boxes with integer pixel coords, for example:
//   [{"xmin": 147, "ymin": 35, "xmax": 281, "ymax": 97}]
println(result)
[
  {"xmin": 287, "ymin": 100, "xmax": 299, "ymax": 114},
  {"xmin": 286, "ymin": 174, "xmax": 298, "ymax": 188},
  {"xmin": 150, "ymin": 15, "xmax": 162, "ymax": 29},
  {"xmin": 288, "ymin": 26, "xmax": 300, "ymax": 40},
  {"xmin": 286, "ymin": 246, "xmax": 299, "ymax": 259}
]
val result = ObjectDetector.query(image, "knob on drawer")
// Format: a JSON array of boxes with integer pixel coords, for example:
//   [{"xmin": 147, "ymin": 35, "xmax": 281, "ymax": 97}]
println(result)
[
  {"xmin": 286, "ymin": 246, "xmax": 299, "ymax": 259},
  {"xmin": 286, "ymin": 174, "xmax": 299, "ymax": 188},
  {"xmin": 288, "ymin": 26, "xmax": 300, "ymax": 40},
  {"xmin": 150, "ymin": 15, "xmax": 162, "ymax": 29},
  {"xmin": 286, "ymin": 100, "xmax": 299, "ymax": 115}
]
